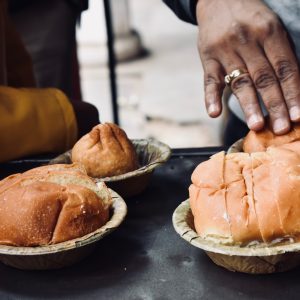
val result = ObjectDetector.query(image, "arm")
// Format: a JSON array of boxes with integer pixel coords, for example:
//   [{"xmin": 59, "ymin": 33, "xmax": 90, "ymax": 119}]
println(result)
[
  {"xmin": 165, "ymin": 0, "xmax": 300, "ymax": 135},
  {"xmin": 0, "ymin": 87, "xmax": 78, "ymax": 162}
]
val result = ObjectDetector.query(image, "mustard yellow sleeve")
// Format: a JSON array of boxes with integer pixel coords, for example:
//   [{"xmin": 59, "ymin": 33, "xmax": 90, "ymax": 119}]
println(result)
[{"xmin": 0, "ymin": 86, "xmax": 78, "ymax": 162}]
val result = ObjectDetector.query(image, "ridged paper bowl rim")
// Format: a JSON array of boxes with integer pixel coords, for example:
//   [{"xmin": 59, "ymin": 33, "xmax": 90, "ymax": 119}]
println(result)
[
  {"xmin": 172, "ymin": 199, "xmax": 300, "ymax": 257},
  {"xmin": 50, "ymin": 138, "xmax": 172, "ymax": 182},
  {"xmin": 0, "ymin": 189, "xmax": 127, "ymax": 256},
  {"xmin": 227, "ymin": 138, "xmax": 244, "ymax": 154}
]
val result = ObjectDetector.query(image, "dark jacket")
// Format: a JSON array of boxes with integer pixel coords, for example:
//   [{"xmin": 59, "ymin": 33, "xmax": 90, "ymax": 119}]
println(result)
[
  {"xmin": 8, "ymin": 0, "xmax": 88, "ymax": 13},
  {"xmin": 163, "ymin": 0, "xmax": 197, "ymax": 24}
]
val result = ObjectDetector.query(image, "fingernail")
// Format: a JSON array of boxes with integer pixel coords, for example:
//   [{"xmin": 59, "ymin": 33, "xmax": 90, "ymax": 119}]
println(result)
[
  {"xmin": 247, "ymin": 115, "xmax": 263, "ymax": 130},
  {"xmin": 208, "ymin": 104, "xmax": 219, "ymax": 115},
  {"xmin": 289, "ymin": 106, "xmax": 300, "ymax": 121},
  {"xmin": 273, "ymin": 118, "xmax": 290, "ymax": 134}
]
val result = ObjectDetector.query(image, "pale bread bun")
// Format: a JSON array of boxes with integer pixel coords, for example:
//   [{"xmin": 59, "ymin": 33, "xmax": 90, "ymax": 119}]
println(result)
[
  {"xmin": 190, "ymin": 152, "xmax": 231, "ymax": 243},
  {"xmin": 0, "ymin": 164, "xmax": 111, "ymax": 246},
  {"xmin": 189, "ymin": 147, "xmax": 300, "ymax": 245},
  {"xmin": 243, "ymin": 123, "xmax": 300, "ymax": 153},
  {"xmin": 23, "ymin": 162, "xmax": 87, "ymax": 175},
  {"xmin": 0, "ymin": 163, "xmax": 86, "ymax": 195},
  {"xmin": 71, "ymin": 123, "xmax": 139, "ymax": 178}
]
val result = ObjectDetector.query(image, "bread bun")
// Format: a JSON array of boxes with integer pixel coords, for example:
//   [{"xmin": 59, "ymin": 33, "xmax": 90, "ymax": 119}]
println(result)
[
  {"xmin": 243, "ymin": 123, "xmax": 300, "ymax": 153},
  {"xmin": 189, "ymin": 147, "xmax": 300, "ymax": 245},
  {"xmin": 0, "ymin": 164, "xmax": 111, "ymax": 246},
  {"xmin": 71, "ymin": 123, "xmax": 139, "ymax": 178}
]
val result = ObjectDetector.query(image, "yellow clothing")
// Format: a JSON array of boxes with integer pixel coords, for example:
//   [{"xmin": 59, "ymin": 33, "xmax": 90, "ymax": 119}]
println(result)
[{"xmin": 0, "ymin": 86, "xmax": 78, "ymax": 162}]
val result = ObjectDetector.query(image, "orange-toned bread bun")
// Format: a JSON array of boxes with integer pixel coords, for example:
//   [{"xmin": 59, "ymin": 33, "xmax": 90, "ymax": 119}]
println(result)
[
  {"xmin": 0, "ymin": 164, "xmax": 111, "ymax": 246},
  {"xmin": 189, "ymin": 147, "xmax": 300, "ymax": 245},
  {"xmin": 243, "ymin": 123, "xmax": 300, "ymax": 153},
  {"xmin": 71, "ymin": 123, "xmax": 139, "ymax": 178}
]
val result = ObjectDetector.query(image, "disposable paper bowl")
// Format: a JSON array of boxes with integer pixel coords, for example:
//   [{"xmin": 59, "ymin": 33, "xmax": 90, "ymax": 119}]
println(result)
[
  {"xmin": 0, "ymin": 189, "xmax": 127, "ymax": 270},
  {"xmin": 173, "ymin": 200, "xmax": 300, "ymax": 274},
  {"xmin": 227, "ymin": 138, "xmax": 244, "ymax": 154},
  {"xmin": 51, "ymin": 139, "xmax": 172, "ymax": 198}
]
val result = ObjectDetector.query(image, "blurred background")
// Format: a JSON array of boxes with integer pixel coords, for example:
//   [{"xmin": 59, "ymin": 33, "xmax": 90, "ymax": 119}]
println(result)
[{"xmin": 77, "ymin": 0, "xmax": 225, "ymax": 148}]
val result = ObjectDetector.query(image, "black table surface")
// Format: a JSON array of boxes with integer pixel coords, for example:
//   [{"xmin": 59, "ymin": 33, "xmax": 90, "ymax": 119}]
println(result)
[{"xmin": 0, "ymin": 148, "xmax": 299, "ymax": 300}]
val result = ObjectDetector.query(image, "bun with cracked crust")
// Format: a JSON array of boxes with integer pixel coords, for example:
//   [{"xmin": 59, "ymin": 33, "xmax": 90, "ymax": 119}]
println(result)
[
  {"xmin": 71, "ymin": 123, "xmax": 139, "ymax": 178},
  {"xmin": 0, "ymin": 164, "xmax": 111, "ymax": 246}
]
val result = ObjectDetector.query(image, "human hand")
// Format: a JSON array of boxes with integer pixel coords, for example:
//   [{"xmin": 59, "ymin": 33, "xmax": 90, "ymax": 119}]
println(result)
[{"xmin": 197, "ymin": 0, "xmax": 300, "ymax": 134}]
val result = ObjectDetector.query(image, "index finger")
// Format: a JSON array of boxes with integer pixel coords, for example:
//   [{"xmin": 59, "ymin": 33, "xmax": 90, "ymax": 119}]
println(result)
[{"xmin": 201, "ymin": 58, "xmax": 225, "ymax": 117}]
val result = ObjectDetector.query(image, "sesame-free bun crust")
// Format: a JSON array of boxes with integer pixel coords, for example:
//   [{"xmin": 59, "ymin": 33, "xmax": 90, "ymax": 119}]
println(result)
[
  {"xmin": 243, "ymin": 123, "xmax": 300, "ymax": 153},
  {"xmin": 0, "ymin": 164, "xmax": 111, "ymax": 246},
  {"xmin": 189, "ymin": 147, "xmax": 300, "ymax": 245}
]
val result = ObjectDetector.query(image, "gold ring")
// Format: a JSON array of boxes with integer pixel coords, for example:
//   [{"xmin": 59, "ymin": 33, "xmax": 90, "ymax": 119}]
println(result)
[{"xmin": 224, "ymin": 69, "xmax": 249, "ymax": 85}]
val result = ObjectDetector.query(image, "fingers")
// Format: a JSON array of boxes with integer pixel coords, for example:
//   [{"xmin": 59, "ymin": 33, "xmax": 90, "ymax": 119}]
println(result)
[
  {"xmin": 237, "ymin": 46, "xmax": 291, "ymax": 134},
  {"xmin": 198, "ymin": 10, "xmax": 299, "ymax": 136},
  {"xmin": 231, "ymin": 74, "xmax": 265, "ymax": 131},
  {"xmin": 264, "ymin": 30, "xmax": 300, "ymax": 122},
  {"xmin": 220, "ymin": 54, "xmax": 265, "ymax": 131},
  {"xmin": 202, "ymin": 58, "xmax": 224, "ymax": 117}
]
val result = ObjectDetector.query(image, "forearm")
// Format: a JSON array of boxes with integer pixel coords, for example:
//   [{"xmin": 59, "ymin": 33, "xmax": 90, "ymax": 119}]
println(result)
[{"xmin": 0, "ymin": 87, "xmax": 78, "ymax": 162}]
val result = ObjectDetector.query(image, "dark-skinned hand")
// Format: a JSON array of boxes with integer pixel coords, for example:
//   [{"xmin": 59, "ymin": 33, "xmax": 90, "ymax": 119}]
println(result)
[{"xmin": 197, "ymin": 0, "xmax": 300, "ymax": 134}]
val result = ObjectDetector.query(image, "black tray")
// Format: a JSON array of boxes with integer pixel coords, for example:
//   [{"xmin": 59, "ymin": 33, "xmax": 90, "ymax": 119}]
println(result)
[{"xmin": 1, "ymin": 147, "xmax": 296, "ymax": 300}]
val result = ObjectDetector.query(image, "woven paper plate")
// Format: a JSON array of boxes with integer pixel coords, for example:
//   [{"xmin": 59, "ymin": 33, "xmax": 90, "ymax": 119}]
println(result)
[
  {"xmin": 173, "ymin": 200, "xmax": 300, "ymax": 274},
  {"xmin": 0, "ymin": 189, "xmax": 127, "ymax": 270},
  {"xmin": 50, "ymin": 139, "xmax": 172, "ymax": 198}
]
